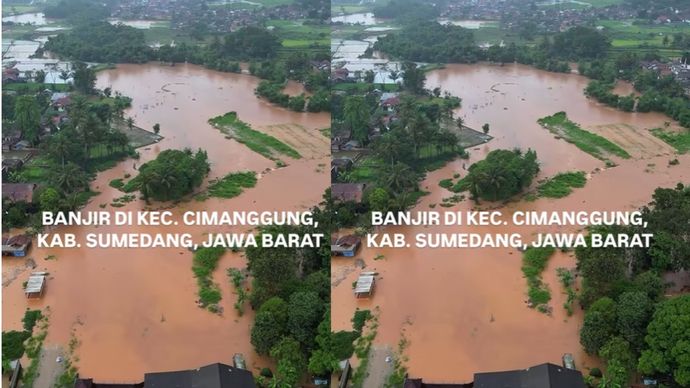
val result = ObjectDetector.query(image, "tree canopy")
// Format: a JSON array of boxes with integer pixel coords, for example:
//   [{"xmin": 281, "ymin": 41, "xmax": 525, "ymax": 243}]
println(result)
[{"xmin": 126, "ymin": 149, "xmax": 209, "ymax": 202}]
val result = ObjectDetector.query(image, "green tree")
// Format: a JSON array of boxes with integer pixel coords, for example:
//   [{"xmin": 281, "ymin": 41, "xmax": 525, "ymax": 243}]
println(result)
[
  {"xmin": 251, "ymin": 311, "xmax": 285, "ymax": 355},
  {"xmin": 72, "ymin": 62, "xmax": 96, "ymax": 94},
  {"xmin": 50, "ymin": 163, "xmax": 89, "ymax": 194},
  {"xmin": 287, "ymin": 291, "xmax": 324, "ymax": 348},
  {"xmin": 39, "ymin": 188, "xmax": 62, "ymax": 213},
  {"xmin": 638, "ymin": 295, "xmax": 690, "ymax": 386},
  {"xmin": 343, "ymin": 96, "xmax": 371, "ymax": 145},
  {"xmin": 368, "ymin": 187, "xmax": 390, "ymax": 212},
  {"xmin": 14, "ymin": 96, "xmax": 41, "ymax": 145},
  {"xmin": 153, "ymin": 123, "xmax": 160, "ymax": 134},
  {"xmin": 128, "ymin": 149, "xmax": 209, "ymax": 202},
  {"xmin": 616, "ymin": 291, "xmax": 653, "ymax": 351},
  {"xmin": 401, "ymin": 61, "xmax": 426, "ymax": 94},
  {"xmin": 270, "ymin": 337, "xmax": 306, "ymax": 387},
  {"xmin": 580, "ymin": 297, "xmax": 617, "ymax": 354},
  {"xmin": 380, "ymin": 162, "xmax": 417, "ymax": 195}
]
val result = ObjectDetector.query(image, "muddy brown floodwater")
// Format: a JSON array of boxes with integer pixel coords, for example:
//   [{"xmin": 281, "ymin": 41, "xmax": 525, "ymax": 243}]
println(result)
[
  {"xmin": 2, "ymin": 63, "xmax": 329, "ymax": 381},
  {"xmin": 332, "ymin": 63, "xmax": 689, "ymax": 382}
]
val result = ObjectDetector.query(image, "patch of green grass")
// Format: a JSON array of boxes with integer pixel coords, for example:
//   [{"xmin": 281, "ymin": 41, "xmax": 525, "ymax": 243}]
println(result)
[
  {"xmin": 651, "ymin": 128, "xmax": 690, "ymax": 154},
  {"xmin": 192, "ymin": 247, "xmax": 226, "ymax": 309},
  {"xmin": 538, "ymin": 112, "xmax": 630, "ymax": 160},
  {"xmin": 109, "ymin": 178, "xmax": 125, "ymax": 189},
  {"xmin": 3, "ymin": 83, "xmax": 70, "ymax": 93},
  {"xmin": 207, "ymin": 171, "xmax": 257, "ymax": 199},
  {"xmin": 537, "ymin": 171, "xmax": 587, "ymax": 198},
  {"xmin": 522, "ymin": 247, "xmax": 556, "ymax": 309},
  {"xmin": 209, "ymin": 112, "xmax": 301, "ymax": 162}
]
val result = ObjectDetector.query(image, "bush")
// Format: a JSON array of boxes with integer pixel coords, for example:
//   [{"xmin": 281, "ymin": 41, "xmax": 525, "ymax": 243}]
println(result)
[{"xmin": 22, "ymin": 310, "xmax": 42, "ymax": 332}]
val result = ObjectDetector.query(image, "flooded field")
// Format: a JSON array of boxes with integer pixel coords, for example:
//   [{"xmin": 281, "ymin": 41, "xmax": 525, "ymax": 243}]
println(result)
[
  {"xmin": 331, "ymin": 12, "xmax": 381, "ymax": 25},
  {"xmin": 332, "ymin": 63, "xmax": 690, "ymax": 382},
  {"xmin": 2, "ymin": 63, "xmax": 329, "ymax": 380},
  {"xmin": 2, "ymin": 12, "xmax": 46, "ymax": 25}
]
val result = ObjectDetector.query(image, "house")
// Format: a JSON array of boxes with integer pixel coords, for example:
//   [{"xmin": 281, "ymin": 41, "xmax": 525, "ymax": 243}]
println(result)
[
  {"xmin": 2, "ymin": 68, "xmax": 20, "ymax": 83},
  {"xmin": 473, "ymin": 363, "xmax": 586, "ymax": 388},
  {"xmin": 2, "ymin": 133, "xmax": 21, "ymax": 151},
  {"xmin": 404, "ymin": 363, "xmax": 586, "ymax": 388},
  {"xmin": 51, "ymin": 92, "xmax": 72, "ymax": 109},
  {"xmin": 3, "ymin": 183, "xmax": 37, "ymax": 203},
  {"xmin": 331, "ymin": 235, "xmax": 361, "ymax": 257},
  {"xmin": 2, "ymin": 235, "xmax": 32, "ymax": 257},
  {"xmin": 404, "ymin": 380, "xmax": 472, "ymax": 388},
  {"xmin": 75, "ymin": 362, "xmax": 256, "ymax": 388},
  {"xmin": 2, "ymin": 183, "xmax": 38, "ymax": 203},
  {"xmin": 331, "ymin": 183, "xmax": 366, "ymax": 203},
  {"xmin": 332, "ymin": 67, "xmax": 351, "ymax": 83},
  {"xmin": 331, "ymin": 158, "xmax": 354, "ymax": 180},
  {"xmin": 342, "ymin": 139, "xmax": 361, "ymax": 151}
]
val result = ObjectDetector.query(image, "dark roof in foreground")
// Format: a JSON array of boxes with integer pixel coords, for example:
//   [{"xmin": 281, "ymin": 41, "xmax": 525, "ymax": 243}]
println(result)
[
  {"xmin": 474, "ymin": 363, "xmax": 586, "ymax": 388},
  {"xmin": 404, "ymin": 363, "xmax": 586, "ymax": 388},
  {"xmin": 74, "ymin": 363, "xmax": 255, "ymax": 388},
  {"xmin": 145, "ymin": 363, "xmax": 256, "ymax": 388}
]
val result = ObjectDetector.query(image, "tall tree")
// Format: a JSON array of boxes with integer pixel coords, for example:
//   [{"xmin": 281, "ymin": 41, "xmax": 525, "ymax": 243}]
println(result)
[{"xmin": 14, "ymin": 96, "xmax": 41, "ymax": 145}]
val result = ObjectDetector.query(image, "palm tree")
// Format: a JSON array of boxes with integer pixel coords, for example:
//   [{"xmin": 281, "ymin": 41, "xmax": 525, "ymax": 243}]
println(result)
[
  {"xmin": 51, "ymin": 163, "xmax": 88, "ymax": 194},
  {"xmin": 49, "ymin": 132, "xmax": 71, "ymax": 167},
  {"xmin": 60, "ymin": 192, "xmax": 83, "ymax": 211},
  {"xmin": 14, "ymin": 96, "xmax": 41, "ymax": 145},
  {"xmin": 381, "ymin": 162, "xmax": 417, "ymax": 194}
]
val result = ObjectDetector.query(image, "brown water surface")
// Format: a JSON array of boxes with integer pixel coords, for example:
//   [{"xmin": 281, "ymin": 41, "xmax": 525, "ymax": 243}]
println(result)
[
  {"xmin": 2, "ymin": 63, "xmax": 329, "ymax": 381},
  {"xmin": 332, "ymin": 63, "xmax": 690, "ymax": 382}
]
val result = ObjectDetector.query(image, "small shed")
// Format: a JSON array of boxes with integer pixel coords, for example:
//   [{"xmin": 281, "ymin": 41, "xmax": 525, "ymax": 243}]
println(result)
[
  {"xmin": 331, "ymin": 235, "xmax": 361, "ymax": 257},
  {"xmin": 25, "ymin": 272, "xmax": 46, "ymax": 298},
  {"xmin": 2, "ymin": 234, "xmax": 32, "ymax": 257},
  {"xmin": 354, "ymin": 272, "xmax": 376, "ymax": 298}
]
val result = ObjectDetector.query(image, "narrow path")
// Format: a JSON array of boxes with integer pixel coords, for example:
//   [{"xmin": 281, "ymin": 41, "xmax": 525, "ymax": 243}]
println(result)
[
  {"xmin": 33, "ymin": 344, "xmax": 65, "ymax": 387},
  {"xmin": 361, "ymin": 345, "xmax": 394, "ymax": 388}
]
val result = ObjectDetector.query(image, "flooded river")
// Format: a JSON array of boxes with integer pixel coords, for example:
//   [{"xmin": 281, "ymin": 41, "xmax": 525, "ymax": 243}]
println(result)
[
  {"xmin": 2, "ymin": 63, "xmax": 329, "ymax": 380},
  {"xmin": 332, "ymin": 63, "xmax": 690, "ymax": 382}
]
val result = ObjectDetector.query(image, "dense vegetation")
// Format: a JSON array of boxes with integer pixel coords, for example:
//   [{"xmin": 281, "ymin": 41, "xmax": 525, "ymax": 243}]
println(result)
[
  {"xmin": 576, "ymin": 184, "xmax": 690, "ymax": 386},
  {"xmin": 3, "ymin": 67, "xmax": 134, "ymax": 232},
  {"xmin": 373, "ymin": 22, "xmax": 611, "ymax": 73},
  {"xmin": 455, "ymin": 149, "xmax": 539, "ymax": 202},
  {"xmin": 373, "ymin": 21, "xmax": 480, "ymax": 63},
  {"xmin": 246, "ymin": 198, "xmax": 334, "ymax": 386},
  {"xmin": 44, "ymin": 22, "xmax": 151, "ymax": 63},
  {"xmin": 124, "ymin": 149, "xmax": 209, "ymax": 202}
]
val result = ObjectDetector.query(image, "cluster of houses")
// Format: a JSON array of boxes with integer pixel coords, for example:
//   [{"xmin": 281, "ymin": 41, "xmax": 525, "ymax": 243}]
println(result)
[
  {"xmin": 109, "ymin": 0, "xmax": 323, "ymax": 33},
  {"xmin": 640, "ymin": 58, "xmax": 690, "ymax": 96},
  {"xmin": 438, "ymin": 0, "xmax": 689, "ymax": 36},
  {"xmin": 2, "ymin": 59, "xmax": 74, "ymax": 85}
]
